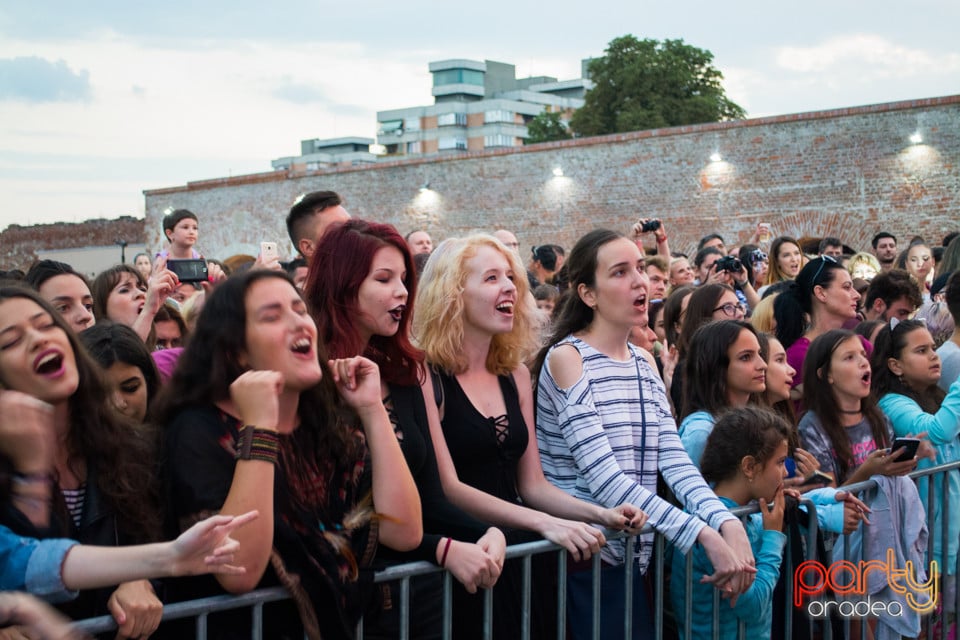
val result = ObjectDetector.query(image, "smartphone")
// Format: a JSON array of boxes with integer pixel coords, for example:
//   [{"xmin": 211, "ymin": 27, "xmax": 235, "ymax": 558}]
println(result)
[
  {"xmin": 890, "ymin": 438, "xmax": 920, "ymax": 462},
  {"xmin": 799, "ymin": 470, "xmax": 833, "ymax": 487},
  {"xmin": 260, "ymin": 241, "xmax": 279, "ymax": 263},
  {"xmin": 167, "ymin": 259, "xmax": 209, "ymax": 284}
]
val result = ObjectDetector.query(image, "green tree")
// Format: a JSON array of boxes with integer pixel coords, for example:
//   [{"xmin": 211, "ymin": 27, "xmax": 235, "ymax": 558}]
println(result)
[
  {"xmin": 525, "ymin": 110, "xmax": 573, "ymax": 144},
  {"xmin": 570, "ymin": 35, "xmax": 746, "ymax": 137}
]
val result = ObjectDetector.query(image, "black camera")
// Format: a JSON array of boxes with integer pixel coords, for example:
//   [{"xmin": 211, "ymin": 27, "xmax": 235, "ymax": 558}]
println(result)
[
  {"xmin": 640, "ymin": 219, "xmax": 661, "ymax": 233},
  {"xmin": 715, "ymin": 255, "xmax": 742, "ymax": 273},
  {"xmin": 167, "ymin": 259, "xmax": 209, "ymax": 283}
]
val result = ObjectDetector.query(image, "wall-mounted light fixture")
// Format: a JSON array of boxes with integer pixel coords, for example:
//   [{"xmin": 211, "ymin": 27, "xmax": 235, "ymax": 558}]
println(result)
[
  {"xmin": 552, "ymin": 167, "xmax": 564, "ymax": 177},
  {"xmin": 909, "ymin": 132, "xmax": 923, "ymax": 145},
  {"xmin": 419, "ymin": 181, "xmax": 431, "ymax": 192},
  {"xmin": 710, "ymin": 152, "xmax": 722, "ymax": 163}
]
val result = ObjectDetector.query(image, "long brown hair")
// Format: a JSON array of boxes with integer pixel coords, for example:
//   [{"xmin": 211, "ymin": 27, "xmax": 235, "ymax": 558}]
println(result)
[
  {"xmin": 0, "ymin": 284, "xmax": 160, "ymax": 542},
  {"xmin": 802, "ymin": 329, "xmax": 889, "ymax": 481}
]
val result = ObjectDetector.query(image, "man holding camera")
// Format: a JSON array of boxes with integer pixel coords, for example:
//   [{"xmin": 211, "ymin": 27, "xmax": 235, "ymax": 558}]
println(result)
[{"xmin": 694, "ymin": 246, "xmax": 761, "ymax": 311}]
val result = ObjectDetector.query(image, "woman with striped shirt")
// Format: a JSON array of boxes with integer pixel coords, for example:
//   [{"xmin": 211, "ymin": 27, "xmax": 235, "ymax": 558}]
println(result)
[{"xmin": 534, "ymin": 229, "xmax": 756, "ymax": 640}]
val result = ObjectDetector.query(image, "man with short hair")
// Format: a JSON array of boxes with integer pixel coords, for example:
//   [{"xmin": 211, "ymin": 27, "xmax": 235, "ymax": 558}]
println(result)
[
  {"xmin": 493, "ymin": 229, "xmax": 520, "ymax": 254},
  {"xmin": 936, "ymin": 271, "xmax": 960, "ymax": 391},
  {"xmin": 819, "ymin": 237, "xmax": 843, "ymax": 259},
  {"xmin": 697, "ymin": 233, "xmax": 726, "ymax": 256},
  {"xmin": 872, "ymin": 232, "xmax": 898, "ymax": 272},
  {"xmin": 406, "ymin": 230, "xmax": 433, "ymax": 256},
  {"xmin": 862, "ymin": 270, "xmax": 922, "ymax": 322},
  {"xmin": 644, "ymin": 255, "xmax": 669, "ymax": 301},
  {"xmin": 285, "ymin": 191, "xmax": 350, "ymax": 260}
]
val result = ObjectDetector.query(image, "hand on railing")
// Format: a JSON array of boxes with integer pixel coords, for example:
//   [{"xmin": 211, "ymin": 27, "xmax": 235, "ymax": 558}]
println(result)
[
  {"xmin": 835, "ymin": 491, "xmax": 871, "ymax": 534},
  {"xmin": 107, "ymin": 580, "xmax": 162, "ymax": 640},
  {"xmin": 538, "ymin": 517, "xmax": 605, "ymax": 562},
  {"xmin": 598, "ymin": 504, "xmax": 648, "ymax": 535},
  {"xmin": 441, "ymin": 533, "xmax": 504, "ymax": 594}
]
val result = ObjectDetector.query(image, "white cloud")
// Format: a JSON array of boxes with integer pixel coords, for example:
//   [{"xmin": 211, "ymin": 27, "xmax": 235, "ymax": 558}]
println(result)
[{"xmin": 777, "ymin": 34, "xmax": 960, "ymax": 78}]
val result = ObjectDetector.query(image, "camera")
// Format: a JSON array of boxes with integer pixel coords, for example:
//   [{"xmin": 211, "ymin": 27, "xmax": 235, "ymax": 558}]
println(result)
[
  {"xmin": 715, "ymin": 255, "xmax": 743, "ymax": 273},
  {"xmin": 167, "ymin": 259, "xmax": 209, "ymax": 283},
  {"xmin": 640, "ymin": 219, "xmax": 661, "ymax": 233},
  {"xmin": 747, "ymin": 249, "xmax": 768, "ymax": 265}
]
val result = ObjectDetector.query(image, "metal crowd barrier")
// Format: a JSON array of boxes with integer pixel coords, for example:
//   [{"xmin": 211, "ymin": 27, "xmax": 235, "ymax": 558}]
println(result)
[{"xmin": 71, "ymin": 460, "xmax": 960, "ymax": 639}]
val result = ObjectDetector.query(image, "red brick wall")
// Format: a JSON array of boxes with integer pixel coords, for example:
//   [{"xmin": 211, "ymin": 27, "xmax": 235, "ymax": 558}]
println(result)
[
  {"xmin": 1, "ymin": 217, "xmax": 146, "ymax": 272},
  {"xmin": 144, "ymin": 96, "xmax": 960, "ymax": 259}
]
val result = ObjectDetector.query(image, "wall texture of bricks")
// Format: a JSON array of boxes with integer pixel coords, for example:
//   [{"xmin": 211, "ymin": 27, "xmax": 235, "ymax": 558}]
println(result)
[
  {"xmin": 1, "ymin": 217, "xmax": 146, "ymax": 273},
  {"xmin": 143, "ymin": 95, "xmax": 960, "ymax": 260}
]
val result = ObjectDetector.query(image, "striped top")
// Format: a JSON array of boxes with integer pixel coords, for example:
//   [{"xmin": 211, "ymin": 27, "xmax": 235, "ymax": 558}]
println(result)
[
  {"xmin": 62, "ymin": 485, "xmax": 86, "ymax": 529},
  {"xmin": 536, "ymin": 335, "xmax": 737, "ymax": 569}
]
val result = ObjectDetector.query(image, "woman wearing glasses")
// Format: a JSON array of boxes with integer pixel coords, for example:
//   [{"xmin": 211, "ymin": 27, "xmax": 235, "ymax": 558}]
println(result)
[
  {"xmin": 670, "ymin": 284, "xmax": 746, "ymax": 415},
  {"xmin": 773, "ymin": 256, "xmax": 865, "ymax": 403}
]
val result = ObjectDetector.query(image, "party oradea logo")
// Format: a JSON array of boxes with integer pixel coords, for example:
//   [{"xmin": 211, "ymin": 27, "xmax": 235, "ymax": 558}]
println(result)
[{"xmin": 794, "ymin": 550, "xmax": 937, "ymax": 618}]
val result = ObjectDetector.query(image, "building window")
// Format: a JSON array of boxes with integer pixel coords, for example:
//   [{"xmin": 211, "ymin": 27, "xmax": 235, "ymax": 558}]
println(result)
[
  {"xmin": 378, "ymin": 120, "xmax": 403, "ymax": 136},
  {"xmin": 438, "ymin": 137, "xmax": 467, "ymax": 151},
  {"xmin": 484, "ymin": 134, "xmax": 516, "ymax": 148},
  {"xmin": 432, "ymin": 69, "xmax": 484, "ymax": 86},
  {"xmin": 437, "ymin": 112, "xmax": 467, "ymax": 127},
  {"xmin": 404, "ymin": 117, "xmax": 421, "ymax": 132},
  {"xmin": 406, "ymin": 141, "xmax": 422, "ymax": 154},
  {"xmin": 484, "ymin": 110, "xmax": 514, "ymax": 124}
]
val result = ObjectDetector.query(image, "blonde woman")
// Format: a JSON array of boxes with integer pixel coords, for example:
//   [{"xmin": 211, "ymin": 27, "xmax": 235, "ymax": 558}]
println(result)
[
  {"xmin": 414, "ymin": 234, "xmax": 645, "ymax": 639},
  {"xmin": 847, "ymin": 252, "xmax": 882, "ymax": 281}
]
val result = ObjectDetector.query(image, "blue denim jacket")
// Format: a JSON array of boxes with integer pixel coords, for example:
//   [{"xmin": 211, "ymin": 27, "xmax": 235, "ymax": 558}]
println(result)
[{"xmin": 0, "ymin": 524, "xmax": 78, "ymax": 602}]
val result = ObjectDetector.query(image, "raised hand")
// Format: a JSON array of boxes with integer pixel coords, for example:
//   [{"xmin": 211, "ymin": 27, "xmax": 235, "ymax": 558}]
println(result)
[{"xmin": 229, "ymin": 370, "xmax": 283, "ymax": 429}]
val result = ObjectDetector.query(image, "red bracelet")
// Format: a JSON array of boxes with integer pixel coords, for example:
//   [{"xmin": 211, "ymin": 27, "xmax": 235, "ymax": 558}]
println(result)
[
  {"xmin": 656, "ymin": 235, "xmax": 668, "ymax": 243},
  {"xmin": 440, "ymin": 537, "xmax": 453, "ymax": 567}
]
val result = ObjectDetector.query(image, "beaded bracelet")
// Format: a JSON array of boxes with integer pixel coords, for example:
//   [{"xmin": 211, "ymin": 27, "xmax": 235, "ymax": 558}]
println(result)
[{"xmin": 236, "ymin": 425, "xmax": 280, "ymax": 463}]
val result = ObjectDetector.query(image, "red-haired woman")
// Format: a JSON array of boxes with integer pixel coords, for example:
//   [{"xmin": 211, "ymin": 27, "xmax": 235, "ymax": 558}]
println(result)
[{"xmin": 305, "ymin": 219, "xmax": 506, "ymax": 639}]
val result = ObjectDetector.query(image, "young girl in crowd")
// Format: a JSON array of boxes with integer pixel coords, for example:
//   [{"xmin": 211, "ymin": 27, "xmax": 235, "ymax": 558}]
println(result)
[
  {"xmin": 157, "ymin": 270, "xmax": 420, "ymax": 640},
  {"xmin": 672, "ymin": 406, "xmax": 788, "ymax": 639},
  {"xmin": 774, "ymin": 256, "xmax": 865, "ymax": 400},
  {"xmin": 0, "ymin": 285, "xmax": 165, "ymax": 638},
  {"xmin": 761, "ymin": 236, "xmax": 803, "ymax": 291},
  {"xmin": 91, "ymin": 264, "xmax": 177, "ymax": 344},
  {"xmin": 872, "ymin": 319, "xmax": 960, "ymax": 615},
  {"xmin": 900, "ymin": 242, "xmax": 935, "ymax": 297},
  {"xmin": 414, "ymin": 234, "xmax": 646, "ymax": 640},
  {"xmin": 533, "ymin": 229, "xmax": 755, "ymax": 640},
  {"xmin": 306, "ymin": 220, "xmax": 505, "ymax": 639},
  {"xmin": 671, "ymin": 406, "xmax": 866, "ymax": 639},
  {"xmin": 798, "ymin": 329, "xmax": 918, "ymax": 485},
  {"xmin": 678, "ymin": 320, "xmax": 767, "ymax": 467},
  {"xmin": 79, "ymin": 322, "xmax": 161, "ymax": 424},
  {"xmin": 24, "ymin": 260, "xmax": 96, "ymax": 335},
  {"xmin": 755, "ymin": 332, "xmax": 824, "ymax": 489}
]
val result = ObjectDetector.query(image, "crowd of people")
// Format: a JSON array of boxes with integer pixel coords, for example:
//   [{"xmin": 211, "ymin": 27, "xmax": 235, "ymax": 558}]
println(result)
[{"xmin": 1, "ymin": 190, "xmax": 959, "ymax": 640}]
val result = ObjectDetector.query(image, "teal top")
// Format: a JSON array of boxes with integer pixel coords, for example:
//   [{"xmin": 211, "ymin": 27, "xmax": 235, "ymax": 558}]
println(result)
[
  {"xmin": 678, "ymin": 410, "xmax": 715, "ymax": 469},
  {"xmin": 669, "ymin": 496, "xmax": 786, "ymax": 640},
  {"xmin": 878, "ymin": 376, "xmax": 960, "ymax": 571}
]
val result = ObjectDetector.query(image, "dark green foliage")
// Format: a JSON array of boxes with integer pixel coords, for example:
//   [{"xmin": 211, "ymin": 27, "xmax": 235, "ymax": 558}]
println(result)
[
  {"xmin": 570, "ymin": 35, "xmax": 746, "ymax": 136},
  {"xmin": 525, "ymin": 110, "xmax": 573, "ymax": 144}
]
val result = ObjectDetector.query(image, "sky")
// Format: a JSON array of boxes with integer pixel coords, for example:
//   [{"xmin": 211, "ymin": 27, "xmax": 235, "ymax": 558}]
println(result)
[{"xmin": 1, "ymin": 1, "xmax": 958, "ymax": 231}]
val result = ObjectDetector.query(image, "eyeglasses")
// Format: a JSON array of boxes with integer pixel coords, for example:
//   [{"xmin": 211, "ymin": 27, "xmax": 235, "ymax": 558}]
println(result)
[
  {"xmin": 713, "ymin": 302, "xmax": 746, "ymax": 318},
  {"xmin": 811, "ymin": 255, "xmax": 838, "ymax": 284}
]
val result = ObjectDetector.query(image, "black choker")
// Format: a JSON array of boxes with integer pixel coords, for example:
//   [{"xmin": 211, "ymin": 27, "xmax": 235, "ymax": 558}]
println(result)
[{"xmin": 838, "ymin": 409, "xmax": 862, "ymax": 414}]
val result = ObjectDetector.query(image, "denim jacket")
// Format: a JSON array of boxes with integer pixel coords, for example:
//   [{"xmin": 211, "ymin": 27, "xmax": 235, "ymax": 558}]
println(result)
[{"xmin": 0, "ymin": 524, "xmax": 78, "ymax": 602}]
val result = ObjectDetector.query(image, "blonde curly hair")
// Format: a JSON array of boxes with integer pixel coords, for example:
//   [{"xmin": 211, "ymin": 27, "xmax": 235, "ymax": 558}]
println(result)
[{"xmin": 414, "ymin": 234, "xmax": 538, "ymax": 375}]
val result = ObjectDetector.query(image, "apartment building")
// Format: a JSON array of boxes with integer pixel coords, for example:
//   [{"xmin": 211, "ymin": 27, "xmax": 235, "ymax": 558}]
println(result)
[{"xmin": 375, "ymin": 58, "xmax": 590, "ymax": 157}]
